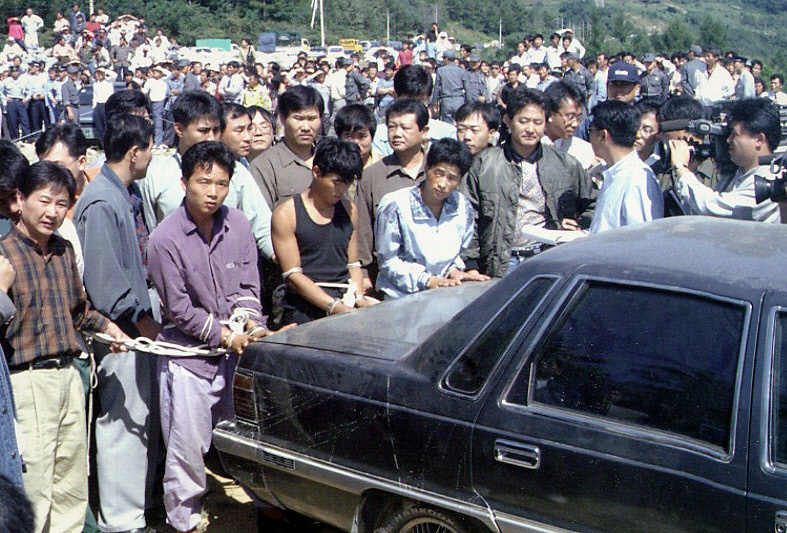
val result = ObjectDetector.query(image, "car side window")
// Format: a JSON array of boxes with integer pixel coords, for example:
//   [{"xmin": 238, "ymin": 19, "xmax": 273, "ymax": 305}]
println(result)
[
  {"xmin": 444, "ymin": 277, "xmax": 556, "ymax": 395},
  {"xmin": 508, "ymin": 280, "xmax": 746, "ymax": 452},
  {"xmin": 773, "ymin": 313, "xmax": 787, "ymax": 466}
]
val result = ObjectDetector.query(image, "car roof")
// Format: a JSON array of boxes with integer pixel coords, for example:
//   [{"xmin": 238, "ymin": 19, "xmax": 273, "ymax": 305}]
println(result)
[{"xmin": 528, "ymin": 216, "xmax": 787, "ymax": 292}]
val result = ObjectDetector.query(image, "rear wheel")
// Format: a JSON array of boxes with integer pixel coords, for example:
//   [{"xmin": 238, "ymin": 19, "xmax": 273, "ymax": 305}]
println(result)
[{"xmin": 376, "ymin": 506, "xmax": 471, "ymax": 533}]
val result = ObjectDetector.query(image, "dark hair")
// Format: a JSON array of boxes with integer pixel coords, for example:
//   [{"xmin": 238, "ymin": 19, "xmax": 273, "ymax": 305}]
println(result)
[
  {"xmin": 386, "ymin": 98, "xmax": 429, "ymax": 131},
  {"xmin": 543, "ymin": 81, "xmax": 585, "ymax": 114},
  {"xmin": 771, "ymin": 73, "xmax": 784, "ymax": 85},
  {"xmin": 533, "ymin": 33, "xmax": 544, "ymax": 41},
  {"xmin": 591, "ymin": 100, "xmax": 641, "ymax": 147},
  {"xmin": 35, "ymin": 123, "xmax": 87, "ymax": 159},
  {"xmin": 426, "ymin": 138, "xmax": 473, "ymax": 176},
  {"xmin": 393, "ymin": 64, "xmax": 432, "ymax": 99},
  {"xmin": 172, "ymin": 91, "xmax": 224, "ymax": 130},
  {"xmin": 221, "ymin": 102, "xmax": 251, "ymax": 131},
  {"xmin": 0, "ymin": 140, "xmax": 29, "ymax": 194},
  {"xmin": 312, "ymin": 137, "xmax": 363, "ymax": 184},
  {"xmin": 104, "ymin": 114, "xmax": 154, "ymax": 163},
  {"xmin": 455, "ymin": 101, "xmax": 501, "ymax": 131},
  {"xmin": 507, "ymin": 63, "xmax": 521, "ymax": 73},
  {"xmin": 334, "ymin": 104, "xmax": 377, "ymax": 139},
  {"xmin": 754, "ymin": 76, "xmax": 764, "ymax": 88},
  {"xmin": 227, "ymin": 60, "xmax": 239, "ymax": 69},
  {"xmin": 635, "ymin": 99, "xmax": 659, "ymax": 114},
  {"xmin": 505, "ymin": 87, "xmax": 548, "ymax": 119},
  {"xmin": 20, "ymin": 161, "xmax": 77, "ymax": 204},
  {"xmin": 752, "ymin": 59, "xmax": 763, "ymax": 69},
  {"xmin": 729, "ymin": 98, "xmax": 782, "ymax": 152},
  {"xmin": 247, "ymin": 105, "xmax": 276, "ymax": 136},
  {"xmin": 657, "ymin": 95, "xmax": 705, "ymax": 123},
  {"xmin": 0, "ymin": 475, "xmax": 34, "ymax": 533},
  {"xmin": 181, "ymin": 141, "xmax": 236, "ymax": 182},
  {"xmin": 277, "ymin": 84, "xmax": 324, "ymax": 118}
]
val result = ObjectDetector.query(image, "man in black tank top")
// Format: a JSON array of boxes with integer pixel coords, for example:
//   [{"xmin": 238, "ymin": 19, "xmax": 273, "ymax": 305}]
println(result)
[{"xmin": 271, "ymin": 138, "xmax": 379, "ymax": 325}]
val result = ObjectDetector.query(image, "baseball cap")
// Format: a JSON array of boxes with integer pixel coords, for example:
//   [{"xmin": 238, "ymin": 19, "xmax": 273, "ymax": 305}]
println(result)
[
  {"xmin": 443, "ymin": 49, "xmax": 456, "ymax": 60},
  {"xmin": 67, "ymin": 65, "xmax": 80, "ymax": 74},
  {"xmin": 689, "ymin": 45, "xmax": 703, "ymax": 55},
  {"xmin": 469, "ymin": 52, "xmax": 481, "ymax": 62},
  {"xmin": 607, "ymin": 61, "xmax": 639, "ymax": 83},
  {"xmin": 643, "ymin": 53, "xmax": 656, "ymax": 63}
]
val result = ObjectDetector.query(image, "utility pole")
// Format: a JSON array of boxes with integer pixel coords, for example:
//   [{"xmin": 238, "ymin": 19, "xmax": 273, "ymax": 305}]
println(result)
[
  {"xmin": 386, "ymin": 9, "xmax": 390, "ymax": 44},
  {"xmin": 320, "ymin": 0, "xmax": 325, "ymax": 47}
]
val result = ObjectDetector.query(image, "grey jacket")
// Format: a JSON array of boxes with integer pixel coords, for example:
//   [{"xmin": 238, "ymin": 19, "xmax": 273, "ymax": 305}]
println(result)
[
  {"xmin": 460, "ymin": 143, "xmax": 595, "ymax": 277},
  {"xmin": 73, "ymin": 164, "xmax": 152, "ymax": 336}
]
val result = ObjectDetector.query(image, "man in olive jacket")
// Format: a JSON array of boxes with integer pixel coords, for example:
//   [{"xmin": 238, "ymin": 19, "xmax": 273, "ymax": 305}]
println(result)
[{"xmin": 460, "ymin": 87, "xmax": 595, "ymax": 277}]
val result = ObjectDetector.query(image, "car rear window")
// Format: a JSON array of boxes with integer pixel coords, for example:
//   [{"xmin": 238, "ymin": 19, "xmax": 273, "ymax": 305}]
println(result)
[
  {"xmin": 513, "ymin": 280, "xmax": 747, "ymax": 453},
  {"xmin": 444, "ymin": 276, "xmax": 556, "ymax": 395}
]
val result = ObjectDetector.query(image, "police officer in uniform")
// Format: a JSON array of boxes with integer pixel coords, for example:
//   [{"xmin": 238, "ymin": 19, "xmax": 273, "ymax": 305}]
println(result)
[
  {"xmin": 1, "ymin": 65, "xmax": 30, "ymax": 141},
  {"xmin": 431, "ymin": 49, "xmax": 466, "ymax": 124},
  {"xmin": 25, "ymin": 60, "xmax": 48, "ymax": 140},
  {"xmin": 61, "ymin": 65, "xmax": 81, "ymax": 124},
  {"xmin": 463, "ymin": 52, "xmax": 488, "ymax": 104},
  {"xmin": 639, "ymin": 53, "xmax": 669, "ymax": 105}
]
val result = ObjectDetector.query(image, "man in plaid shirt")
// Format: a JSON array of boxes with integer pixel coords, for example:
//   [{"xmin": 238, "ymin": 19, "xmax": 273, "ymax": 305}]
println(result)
[{"xmin": 0, "ymin": 161, "xmax": 127, "ymax": 533}]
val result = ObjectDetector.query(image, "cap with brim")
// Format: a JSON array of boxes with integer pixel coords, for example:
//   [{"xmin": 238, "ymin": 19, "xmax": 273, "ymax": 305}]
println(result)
[
  {"xmin": 177, "ymin": 59, "xmax": 190, "ymax": 68},
  {"xmin": 607, "ymin": 61, "xmax": 639, "ymax": 83},
  {"xmin": 566, "ymin": 52, "xmax": 579, "ymax": 60},
  {"xmin": 689, "ymin": 45, "xmax": 703, "ymax": 55},
  {"xmin": 643, "ymin": 53, "xmax": 656, "ymax": 62},
  {"xmin": 734, "ymin": 56, "xmax": 747, "ymax": 63},
  {"xmin": 67, "ymin": 65, "xmax": 80, "ymax": 74},
  {"xmin": 443, "ymin": 49, "xmax": 456, "ymax": 59},
  {"xmin": 469, "ymin": 52, "xmax": 481, "ymax": 62}
]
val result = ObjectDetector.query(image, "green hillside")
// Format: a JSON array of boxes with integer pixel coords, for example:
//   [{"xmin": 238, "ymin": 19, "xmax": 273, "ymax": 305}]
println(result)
[{"xmin": 2, "ymin": 0, "xmax": 785, "ymax": 74}]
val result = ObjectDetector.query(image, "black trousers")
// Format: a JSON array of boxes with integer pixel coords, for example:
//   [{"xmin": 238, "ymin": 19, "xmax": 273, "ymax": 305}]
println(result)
[
  {"xmin": 6, "ymin": 100, "xmax": 30, "ymax": 140},
  {"xmin": 27, "ymin": 99, "xmax": 46, "ymax": 139},
  {"xmin": 93, "ymin": 103, "xmax": 106, "ymax": 148}
]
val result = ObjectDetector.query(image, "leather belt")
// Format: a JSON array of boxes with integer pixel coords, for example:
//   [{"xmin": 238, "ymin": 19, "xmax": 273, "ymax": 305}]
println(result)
[{"xmin": 9, "ymin": 354, "xmax": 76, "ymax": 374}]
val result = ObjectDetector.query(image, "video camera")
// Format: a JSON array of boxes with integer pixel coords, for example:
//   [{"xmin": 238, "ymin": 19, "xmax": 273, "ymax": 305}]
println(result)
[
  {"xmin": 650, "ymin": 118, "xmax": 733, "ymax": 175},
  {"xmin": 754, "ymin": 152, "xmax": 787, "ymax": 203}
]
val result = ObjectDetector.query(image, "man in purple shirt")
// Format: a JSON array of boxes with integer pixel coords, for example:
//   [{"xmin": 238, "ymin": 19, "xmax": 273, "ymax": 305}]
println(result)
[{"xmin": 147, "ymin": 141, "xmax": 274, "ymax": 533}]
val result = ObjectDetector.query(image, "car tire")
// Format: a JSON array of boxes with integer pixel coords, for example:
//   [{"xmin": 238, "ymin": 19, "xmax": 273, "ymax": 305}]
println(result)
[{"xmin": 375, "ymin": 505, "xmax": 471, "ymax": 533}]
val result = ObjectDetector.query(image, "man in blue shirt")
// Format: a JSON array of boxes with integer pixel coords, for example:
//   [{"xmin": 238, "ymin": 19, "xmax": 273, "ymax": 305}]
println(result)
[
  {"xmin": 1, "ymin": 66, "xmax": 30, "ymax": 141},
  {"xmin": 588, "ymin": 100, "xmax": 663, "ymax": 234},
  {"xmin": 375, "ymin": 138, "xmax": 488, "ymax": 298}
]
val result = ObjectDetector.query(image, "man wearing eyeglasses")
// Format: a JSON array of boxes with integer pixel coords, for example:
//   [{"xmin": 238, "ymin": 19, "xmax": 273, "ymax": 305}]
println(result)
[
  {"xmin": 460, "ymin": 88, "xmax": 594, "ymax": 277},
  {"xmin": 543, "ymin": 81, "xmax": 597, "ymax": 171}
]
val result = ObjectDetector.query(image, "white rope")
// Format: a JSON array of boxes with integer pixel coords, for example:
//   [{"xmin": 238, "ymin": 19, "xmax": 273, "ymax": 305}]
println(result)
[{"xmin": 84, "ymin": 307, "xmax": 259, "ymax": 358}]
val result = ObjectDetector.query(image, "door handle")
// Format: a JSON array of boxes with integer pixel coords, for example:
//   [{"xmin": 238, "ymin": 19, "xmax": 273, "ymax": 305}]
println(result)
[{"xmin": 494, "ymin": 439, "xmax": 541, "ymax": 470}]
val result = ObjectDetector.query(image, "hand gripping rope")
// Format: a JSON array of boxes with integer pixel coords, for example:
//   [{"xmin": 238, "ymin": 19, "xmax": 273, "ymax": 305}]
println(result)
[{"xmin": 83, "ymin": 306, "xmax": 258, "ymax": 358}]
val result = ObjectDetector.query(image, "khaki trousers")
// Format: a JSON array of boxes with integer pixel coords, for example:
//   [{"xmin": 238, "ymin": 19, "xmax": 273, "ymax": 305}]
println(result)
[{"xmin": 10, "ymin": 365, "xmax": 87, "ymax": 533}]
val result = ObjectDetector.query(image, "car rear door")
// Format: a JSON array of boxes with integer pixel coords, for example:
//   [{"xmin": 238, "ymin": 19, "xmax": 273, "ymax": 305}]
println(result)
[
  {"xmin": 471, "ymin": 275, "xmax": 757, "ymax": 532},
  {"xmin": 747, "ymin": 293, "xmax": 787, "ymax": 532}
]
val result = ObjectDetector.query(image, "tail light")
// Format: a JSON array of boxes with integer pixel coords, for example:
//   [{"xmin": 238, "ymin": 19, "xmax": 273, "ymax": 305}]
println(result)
[{"xmin": 233, "ymin": 371, "xmax": 258, "ymax": 424}]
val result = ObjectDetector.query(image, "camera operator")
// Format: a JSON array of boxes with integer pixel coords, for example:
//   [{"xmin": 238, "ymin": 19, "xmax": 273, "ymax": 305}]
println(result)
[
  {"xmin": 669, "ymin": 97, "xmax": 782, "ymax": 223},
  {"xmin": 656, "ymin": 96, "xmax": 719, "ymax": 192}
]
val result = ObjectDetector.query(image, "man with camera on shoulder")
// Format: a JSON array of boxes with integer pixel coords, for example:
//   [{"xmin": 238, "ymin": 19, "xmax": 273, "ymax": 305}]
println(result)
[{"xmin": 669, "ymin": 97, "xmax": 782, "ymax": 223}]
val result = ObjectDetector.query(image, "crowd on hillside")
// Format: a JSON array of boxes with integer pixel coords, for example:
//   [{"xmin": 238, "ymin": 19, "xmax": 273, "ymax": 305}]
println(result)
[{"xmin": 0, "ymin": 5, "xmax": 786, "ymax": 533}]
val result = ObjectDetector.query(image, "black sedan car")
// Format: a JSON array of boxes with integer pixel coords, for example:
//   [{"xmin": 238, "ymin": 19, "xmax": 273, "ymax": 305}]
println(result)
[{"xmin": 214, "ymin": 217, "xmax": 787, "ymax": 533}]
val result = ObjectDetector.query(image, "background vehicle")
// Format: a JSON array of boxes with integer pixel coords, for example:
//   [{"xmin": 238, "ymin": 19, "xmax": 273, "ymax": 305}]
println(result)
[{"xmin": 216, "ymin": 217, "xmax": 787, "ymax": 533}]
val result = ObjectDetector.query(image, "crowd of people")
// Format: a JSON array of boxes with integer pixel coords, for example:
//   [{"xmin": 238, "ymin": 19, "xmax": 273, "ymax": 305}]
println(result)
[{"xmin": 0, "ymin": 5, "xmax": 785, "ymax": 533}]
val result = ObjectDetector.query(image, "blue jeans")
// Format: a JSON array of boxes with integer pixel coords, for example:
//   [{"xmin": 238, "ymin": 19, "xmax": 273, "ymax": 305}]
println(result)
[
  {"xmin": 0, "ymin": 350, "xmax": 23, "ymax": 489},
  {"xmin": 152, "ymin": 100, "xmax": 165, "ymax": 145}
]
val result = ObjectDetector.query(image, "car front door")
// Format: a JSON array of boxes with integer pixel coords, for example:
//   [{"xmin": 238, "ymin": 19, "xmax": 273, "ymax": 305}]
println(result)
[
  {"xmin": 747, "ymin": 294, "xmax": 787, "ymax": 532},
  {"xmin": 472, "ymin": 276, "xmax": 756, "ymax": 532}
]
